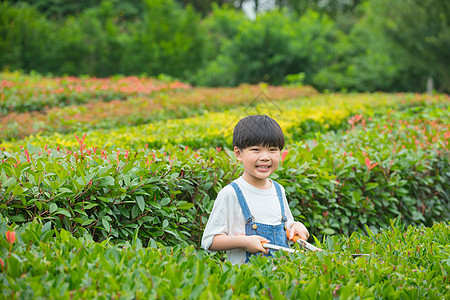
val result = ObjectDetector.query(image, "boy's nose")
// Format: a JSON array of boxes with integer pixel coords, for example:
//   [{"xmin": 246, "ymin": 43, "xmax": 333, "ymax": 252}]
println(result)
[{"xmin": 259, "ymin": 151, "xmax": 270, "ymax": 160}]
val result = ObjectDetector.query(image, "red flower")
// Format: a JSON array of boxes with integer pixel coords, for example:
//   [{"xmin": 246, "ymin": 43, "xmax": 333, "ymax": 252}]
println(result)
[
  {"xmin": 365, "ymin": 158, "xmax": 378, "ymax": 170},
  {"xmin": 5, "ymin": 231, "xmax": 16, "ymax": 244},
  {"xmin": 281, "ymin": 150, "xmax": 288, "ymax": 162}
]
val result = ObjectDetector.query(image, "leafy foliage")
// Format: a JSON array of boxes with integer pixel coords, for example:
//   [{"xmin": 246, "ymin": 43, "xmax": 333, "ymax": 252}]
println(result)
[
  {"xmin": 1, "ymin": 1, "xmax": 448, "ymax": 92},
  {"xmin": 0, "ymin": 90, "xmax": 448, "ymax": 247},
  {"xmin": 0, "ymin": 217, "xmax": 448, "ymax": 298},
  {"xmin": 0, "ymin": 74, "xmax": 448, "ymax": 297},
  {"xmin": 0, "ymin": 72, "xmax": 316, "ymax": 140},
  {"xmin": 195, "ymin": 9, "xmax": 337, "ymax": 87},
  {"xmin": 0, "ymin": 71, "xmax": 190, "ymax": 115},
  {"xmin": 370, "ymin": 0, "xmax": 450, "ymax": 92}
]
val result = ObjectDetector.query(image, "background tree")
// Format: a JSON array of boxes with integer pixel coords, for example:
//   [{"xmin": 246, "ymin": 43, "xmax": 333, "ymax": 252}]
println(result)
[
  {"xmin": 369, "ymin": 0, "xmax": 449, "ymax": 92},
  {"xmin": 1, "ymin": 0, "xmax": 448, "ymax": 92},
  {"xmin": 5, "ymin": 0, "xmax": 146, "ymax": 19},
  {"xmin": 277, "ymin": 0, "xmax": 364, "ymax": 17},
  {"xmin": 176, "ymin": 0, "xmax": 234, "ymax": 16}
]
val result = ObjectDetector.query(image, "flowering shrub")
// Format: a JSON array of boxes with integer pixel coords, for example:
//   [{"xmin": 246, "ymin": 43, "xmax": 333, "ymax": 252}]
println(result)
[
  {"xmin": 2, "ymin": 92, "xmax": 445, "ymax": 151},
  {"xmin": 279, "ymin": 104, "xmax": 449, "ymax": 236},
  {"xmin": 0, "ymin": 143, "xmax": 233, "ymax": 246},
  {"xmin": 0, "ymin": 72, "xmax": 316, "ymax": 140},
  {"xmin": 0, "ymin": 71, "xmax": 191, "ymax": 114},
  {"xmin": 0, "ymin": 100, "xmax": 448, "ymax": 246},
  {"xmin": 0, "ymin": 78, "xmax": 448, "ymax": 297}
]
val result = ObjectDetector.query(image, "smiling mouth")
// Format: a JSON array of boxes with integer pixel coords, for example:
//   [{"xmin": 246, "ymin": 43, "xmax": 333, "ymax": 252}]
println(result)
[{"xmin": 256, "ymin": 165, "xmax": 270, "ymax": 170}]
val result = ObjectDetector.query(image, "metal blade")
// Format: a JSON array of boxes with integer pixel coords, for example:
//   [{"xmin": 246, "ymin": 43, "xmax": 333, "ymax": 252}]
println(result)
[
  {"xmin": 295, "ymin": 238, "xmax": 323, "ymax": 252},
  {"xmin": 262, "ymin": 243, "xmax": 296, "ymax": 253},
  {"xmin": 351, "ymin": 253, "xmax": 370, "ymax": 257}
]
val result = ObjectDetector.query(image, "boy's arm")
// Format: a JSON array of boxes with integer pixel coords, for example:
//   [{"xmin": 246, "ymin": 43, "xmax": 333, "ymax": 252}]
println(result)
[
  {"xmin": 209, "ymin": 234, "xmax": 270, "ymax": 254},
  {"xmin": 202, "ymin": 186, "xmax": 268, "ymax": 254}
]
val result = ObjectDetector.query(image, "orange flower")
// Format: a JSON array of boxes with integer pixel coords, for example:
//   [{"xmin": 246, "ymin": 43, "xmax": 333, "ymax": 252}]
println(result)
[{"xmin": 6, "ymin": 231, "xmax": 16, "ymax": 244}]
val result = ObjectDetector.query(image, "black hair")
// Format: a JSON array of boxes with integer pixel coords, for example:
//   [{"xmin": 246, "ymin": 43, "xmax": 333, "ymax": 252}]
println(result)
[{"xmin": 233, "ymin": 115, "xmax": 285, "ymax": 150}]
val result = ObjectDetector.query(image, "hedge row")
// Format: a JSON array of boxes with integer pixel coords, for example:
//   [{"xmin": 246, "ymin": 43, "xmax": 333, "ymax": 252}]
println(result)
[
  {"xmin": 1, "ymin": 217, "xmax": 448, "ymax": 298},
  {"xmin": 0, "ymin": 72, "xmax": 317, "ymax": 140},
  {"xmin": 0, "ymin": 71, "xmax": 191, "ymax": 115},
  {"xmin": 0, "ymin": 103, "xmax": 448, "ymax": 247},
  {"xmin": 279, "ymin": 104, "xmax": 449, "ymax": 236},
  {"xmin": 1, "ymin": 92, "xmax": 445, "ymax": 151}
]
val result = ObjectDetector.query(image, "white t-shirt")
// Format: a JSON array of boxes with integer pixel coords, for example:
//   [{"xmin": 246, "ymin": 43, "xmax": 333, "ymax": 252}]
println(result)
[{"xmin": 201, "ymin": 176, "xmax": 295, "ymax": 265}]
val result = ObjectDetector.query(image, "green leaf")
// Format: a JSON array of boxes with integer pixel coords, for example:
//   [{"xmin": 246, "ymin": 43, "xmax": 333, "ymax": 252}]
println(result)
[
  {"xmin": 100, "ymin": 176, "xmax": 115, "ymax": 186},
  {"xmin": 178, "ymin": 202, "xmax": 194, "ymax": 210},
  {"xmin": 118, "ymin": 205, "xmax": 130, "ymax": 218},
  {"xmin": 49, "ymin": 181, "xmax": 60, "ymax": 191},
  {"xmin": 162, "ymin": 219, "xmax": 169, "ymax": 228},
  {"xmin": 322, "ymin": 228, "xmax": 335, "ymax": 235},
  {"xmin": 365, "ymin": 224, "xmax": 375, "ymax": 236},
  {"xmin": 160, "ymin": 198, "xmax": 171, "ymax": 206},
  {"xmin": 82, "ymin": 219, "xmax": 94, "ymax": 226},
  {"xmin": 49, "ymin": 203, "xmax": 58, "ymax": 214},
  {"xmin": 6, "ymin": 254, "xmax": 21, "ymax": 277},
  {"xmin": 56, "ymin": 208, "xmax": 71, "ymax": 218},
  {"xmin": 365, "ymin": 182, "xmax": 379, "ymax": 190},
  {"xmin": 339, "ymin": 278, "xmax": 357, "ymax": 298},
  {"xmin": 59, "ymin": 187, "xmax": 73, "ymax": 194},
  {"xmin": 136, "ymin": 195, "xmax": 145, "ymax": 212},
  {"xmin": 73, "ymin": 218, "xmax": 84, "ymax": 224},
  {"xmin": 60, "ymin": 229, "xmax": 70, "ymax": 241},
  {"xmin": 1, "ymin": 177, "xmax": 16, "ymax": 187},
  {"xmin": 203, "ymin": 182, "xmax": 213, "ymax": 190},
  {"xmin": 26, "ymin": 143, "xmax": 41, "ymax": 154},
  {"xmin": 102, "ymin": 218, "xmax": 111, "ymax": 233},
  {"xmin": 352, "ymin": 190, "xmax": 361, "ymax": 202},
  {"xmin": 310, "ymin": 143, "xmax": 325, "ymax": 157},
  {"xmin": 42, "ymin": 221, "xmax": 52, "ymax": 233},
  {"xmin": 190, "ymin": 284, "xmax": 205, "ymax": 299},
  {"xmin": 122, "ymin": 162, "xmax": 134, "ymax": 174},
  {"xmin": 131, "ymin": 205, "xmax": 140, "ymax": 219},
  {"xmin": 12, "ymin": 185, "xmax": 25, "ymax": 196},
  {"xmin": 84, "ymin": 203, "xmax": 98, "ymax": 210}
]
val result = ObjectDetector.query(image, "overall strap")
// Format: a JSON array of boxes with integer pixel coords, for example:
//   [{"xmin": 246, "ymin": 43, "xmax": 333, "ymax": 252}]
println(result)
[
  {"xmin": 230, "ymin": 181, "xmax": 254, "ymax": 224},
  {"xmin": 273, "ymin": 181, "xmax": 287, "ymax": 227}
]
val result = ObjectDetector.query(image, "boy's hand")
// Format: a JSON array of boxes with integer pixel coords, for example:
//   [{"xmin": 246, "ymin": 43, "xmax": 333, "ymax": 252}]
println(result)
[
  {"xmin": 288, "ymin": 222, "xmax": 309, "ymax": 241},
  {"xmin": 243, "ymin": 235, "xmax": 270, "ymax": 254}
]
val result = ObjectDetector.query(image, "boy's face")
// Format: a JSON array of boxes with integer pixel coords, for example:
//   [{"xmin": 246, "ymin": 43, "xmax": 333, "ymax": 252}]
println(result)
[{"xmin": 234, "ymin": 145, "xmax": 281, "ymax": 188}]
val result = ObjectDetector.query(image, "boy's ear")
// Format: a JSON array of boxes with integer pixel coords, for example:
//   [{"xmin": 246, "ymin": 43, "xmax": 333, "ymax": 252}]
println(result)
[{"xmin": 234, "ymin": 146, "xmax": 242, "ymax": 161}]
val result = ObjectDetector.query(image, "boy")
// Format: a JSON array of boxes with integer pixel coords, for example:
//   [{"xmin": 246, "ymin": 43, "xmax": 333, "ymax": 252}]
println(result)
[{"xmin": 201, "ymin": 115, "xmax": 309, "ymax": 264}]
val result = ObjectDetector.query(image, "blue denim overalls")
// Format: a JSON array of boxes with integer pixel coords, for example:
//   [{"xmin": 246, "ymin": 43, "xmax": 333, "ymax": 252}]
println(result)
[{"xmin": 230, "ymin": 180, "xmax": 289, "ymax": 263}]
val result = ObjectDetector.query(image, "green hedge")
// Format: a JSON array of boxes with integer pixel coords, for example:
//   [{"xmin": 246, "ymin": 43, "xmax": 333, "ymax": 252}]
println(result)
[
  {"xmin": 2, "ymin": 92, "xmax": 441, "ymax": 152},
  {"xmin": 0, "ymin": 73, "xmax": 316, "ymax": 141},
  {"xmin": 279, "ymin": 105, "xmax": 450, "ymax": 236},
  {"xmin": 0, "ymin": 104, "xmax": 448, "ymax": 247},
  {"xmin": 0, "ymin": 72, "xmax": 188, "ymax": 115},
  {"xmin": 0, "ymin": 217, "xmax": 448, "ymax": 298}
]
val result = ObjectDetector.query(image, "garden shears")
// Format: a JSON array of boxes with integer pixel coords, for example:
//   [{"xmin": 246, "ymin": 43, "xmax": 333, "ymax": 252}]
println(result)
[
  {"xmin": 261, "ymin": 230, "xmax": 369, "ymax": 258},
  {"xmin": 260, "ymin": 230, "xmax": 321, "ymax": 254}
]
